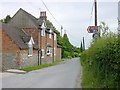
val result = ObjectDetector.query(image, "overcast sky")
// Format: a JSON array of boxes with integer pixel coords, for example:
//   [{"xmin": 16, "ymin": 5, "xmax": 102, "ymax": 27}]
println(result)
[{"xmin": 0, "ymin": 0, "xmax": 119, "ymax": 49}]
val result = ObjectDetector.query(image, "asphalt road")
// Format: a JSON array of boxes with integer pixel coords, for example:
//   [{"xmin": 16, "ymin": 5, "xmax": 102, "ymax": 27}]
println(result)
[{"xmin": 2, "ymin": 58, "xmax": 82, "ymax": 88}]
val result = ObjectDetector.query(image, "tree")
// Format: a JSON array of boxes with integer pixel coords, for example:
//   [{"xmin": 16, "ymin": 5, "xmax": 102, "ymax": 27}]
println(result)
[
  {"xmin": 45, "ymin": 19, "xmax": 80, "ymax": 58},
  {"xmin": 99, "ymin": 22, "xmax": 110, "ymax": 37},
  {"xmin": 0, "ymin": 15, "xmax": 11, "ymax": 23},
  {"xmin": 80, "ymin": 41, "xmax": 83, "ymax": 52}
]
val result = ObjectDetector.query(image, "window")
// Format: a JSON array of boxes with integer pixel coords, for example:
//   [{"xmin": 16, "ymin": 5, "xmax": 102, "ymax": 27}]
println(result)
[
  {"xmin": 54, "ymin": 33, "xmax": 56, "ymax": 40},
  {"xmin": 49, "ymin": 33, "xmax": 52, "ymax": 39},
  {"xmin": 50, "ymin": 48, "xmax": 53, "ymax": 57},
  {"xmin": 46, "ymin": 47, "xmax": 52, "ymax": 57},
  {"xmin": 28, "ymin": 44, "xmax": 33, "ymax": 56},
  {"xmin": 46, "ymin": 47, "xmax": 51, "ymax": 56},
  {"xmin": 54, "ymin": 48, "xmax": 56, "ymax": 56},
  {"xmin": 41, "ymin": 49, "xmax": 44, "ymax": 58},
  {"xmin": 41, "ymin": 28, "xmax": 45, "ymax": 36},
  {"xmin": 41, "ymin": 21, "xmax": 46, "ymax": 36},
  {"xmin": 49, "ymin": 29, "xmax": 52, "ymax": 39},
  {"xmin": 28, "ymin": 37, "xmax": 34, "ymax": 56}
]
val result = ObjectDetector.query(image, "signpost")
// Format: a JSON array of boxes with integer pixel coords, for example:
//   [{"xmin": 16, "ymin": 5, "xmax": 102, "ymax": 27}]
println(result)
[
  {"xmin": 87, "ymin": 0, "xmax": 100, "ymax": 39},
  {"xmin": 87, "ymin": 26, "xmax": 99, "ymax": 33}
]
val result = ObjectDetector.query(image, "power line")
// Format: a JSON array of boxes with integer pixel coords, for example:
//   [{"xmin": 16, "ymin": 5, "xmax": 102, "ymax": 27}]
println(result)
[
  {"xmin": 66, "ymin": 30, "xmax": 81, "ymax": 44},
  {"xmin": 89, "ymin": 2, "xmax": 94, "ymax": 25},
  {"xmin": 41, "ymin": 0, "xmax": 61, "ymax": 26}
]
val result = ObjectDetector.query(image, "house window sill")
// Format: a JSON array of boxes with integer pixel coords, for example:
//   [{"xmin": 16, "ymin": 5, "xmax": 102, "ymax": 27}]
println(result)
[
  {"xmin": 41, "ymin": 56, "xmax": 44, "ymax": 58},
  {"xmin": 28, "ymin": 55, "xmax": 32, "ymax": 57}
]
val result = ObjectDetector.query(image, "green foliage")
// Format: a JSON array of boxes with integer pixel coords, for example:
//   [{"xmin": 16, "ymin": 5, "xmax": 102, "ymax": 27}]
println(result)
[
  {"xmin": 46, "ymin": 20, "xmax": 59, "ymax": 34},
  {"xmin": 61, "ymin": 34, "xmax": 80, "ymax": 58},
  {"xmin": 99, "ymin": 22, "xmax": 110, "ymax": 37},
  {"xmin": 63, "ymin": 51, "xmax": 72, "ymax": 59},
  {"xmin": 45, "ymin": 19, "xmax": 80, "ymax": 58},
  {"xmin": 80, "ymin": 41, "xmax": 84, "ymax": 53},
  {"xmin": 81, "ymin": 34, "xmax": 120, "ymax": 88},
  {"xmin": 0, "ymin": 15, "xmax": 11, "ymax": 23},
  {"xmin": 62, "ymin": 34, "xmax": 73, "ymax": 51}
]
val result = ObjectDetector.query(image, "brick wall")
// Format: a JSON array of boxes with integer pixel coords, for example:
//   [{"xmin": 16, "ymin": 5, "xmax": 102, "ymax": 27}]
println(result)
[
  {"xmin": 2, "ymin": 30, "xmax": 20, "ymax": 71},
  {"xmin": 2, "ymin": 52, "xmax": 19, "ymax": 70},
  {"xmin": 1, "ymin": 29, "xmax": 38, "ymax": 70},
  {"xmin": 2, "ymin": 30, "xmax": 19, "ymax": 52},
  {"xmin": 2, "ymin": 49, "xmax": 38, "ymax": 70},
  {"xmin": 19, "ymin": 50, "xmax": 38, "ymax": 69},
  {"xmin": 56, "ymin": 47, "xmax": 62, "ymax": 61}
]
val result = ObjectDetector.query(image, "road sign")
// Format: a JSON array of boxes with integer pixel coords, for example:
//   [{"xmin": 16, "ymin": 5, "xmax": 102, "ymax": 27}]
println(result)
[{"xmin": 87, "ymin": 26, "xmax": 99, "ymax": 33}]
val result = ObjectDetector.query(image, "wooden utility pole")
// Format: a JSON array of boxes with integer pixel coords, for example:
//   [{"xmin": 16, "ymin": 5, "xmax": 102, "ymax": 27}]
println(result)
[
  {"xmin": 83, "ymin": 37, "xmax": 85, "ymax": 50},
  {"xmin": 95, "ymin": 0, "xmax": 97, "ymax": 26}
]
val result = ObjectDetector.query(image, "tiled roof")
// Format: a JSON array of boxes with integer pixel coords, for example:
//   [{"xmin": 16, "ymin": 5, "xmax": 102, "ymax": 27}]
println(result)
[
  {"xmin": 18, "ymin": 8, "xmax": 57, "ymax": 34},
  {"xmin": 2, "ymin": 23, "xmax": 38, "ymax": 49},
  {"xmin": 19, "ymin": 8, "xmax": 43, "ymax": 28}
]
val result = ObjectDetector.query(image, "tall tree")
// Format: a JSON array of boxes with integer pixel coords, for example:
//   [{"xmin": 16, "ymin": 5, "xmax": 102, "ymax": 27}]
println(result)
[
  {"xmin": 83, "ymin": 37, "xmax": 85, "ymax": 50},
  {"xmin": 80, "ymin": 41, "xmax": 83, "ymax": 52}
]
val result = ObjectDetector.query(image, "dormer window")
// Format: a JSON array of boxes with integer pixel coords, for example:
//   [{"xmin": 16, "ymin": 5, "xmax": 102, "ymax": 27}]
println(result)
[
  {"xmin": 28, "ymin": 37, "xmax": 35, "ymax": 56},
  {"xmin": 41, "ymin": 28, "xmax": 45, "ymax": 36},
  {"xmin": 41, "ymin": 21, "xmax": 46, "ymax": 37},
  {"xmin": 28, "ymin": 44, "xmax": 33, "ymax": 56},
  {"xmin": 49, "ymin": 29, "xmax": 52, "ymax": 39},
  {"xmin": 54, "ymin": 33, "xmax": 56, "ymax": 40}
]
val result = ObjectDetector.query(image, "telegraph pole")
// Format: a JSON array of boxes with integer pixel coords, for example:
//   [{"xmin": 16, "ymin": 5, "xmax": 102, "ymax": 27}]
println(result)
[
  {"xmin": 83, "ymin": 37, "xmax": 85, "ymax": 50},
  {"xmin": 92, "ymin": 0, "xmax": 100, "ymax": 39},
  {"xmin": 95, "ymin": 0, "xmax": 97, "ymax": 26},
  {"xmin": 87, "ymin": 0, "xmax": 99, "ymax": 38}
]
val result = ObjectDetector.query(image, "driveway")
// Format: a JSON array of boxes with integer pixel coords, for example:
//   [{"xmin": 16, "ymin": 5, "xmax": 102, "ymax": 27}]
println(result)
[{"xmin": 2, "ymin": 58, "xmax": 82, "ymax": 88}]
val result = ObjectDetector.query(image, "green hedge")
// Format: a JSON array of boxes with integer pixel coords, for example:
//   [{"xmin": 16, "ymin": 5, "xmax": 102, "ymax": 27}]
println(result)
[{"xmin": 81, "ymin": 35, "xmax": 120, "ymax": 88}]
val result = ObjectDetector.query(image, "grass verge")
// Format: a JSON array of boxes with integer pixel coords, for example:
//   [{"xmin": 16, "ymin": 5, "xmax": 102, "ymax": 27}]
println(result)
[{"xmin": 20, "ymin": 60, "xmax": 64, "ymax": 72}]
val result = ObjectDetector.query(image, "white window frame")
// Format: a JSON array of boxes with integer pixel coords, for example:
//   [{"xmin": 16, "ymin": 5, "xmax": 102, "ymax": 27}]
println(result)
[
  {"xmin": 54, "ymin": 33, "xmax": 56, "ymax": 40},
  {"xmin": 49, "ymin": 29, "xmax": 52, "ymax": 39},
  {"xmin": 41, "ymin": 21, "xmax": 46, "ymax": 37},
  {"xmin": 41, "ymin": 49, "xmax": 45, "ymax": 58},
  {"xmin": 49, "ymin": 33, "xmax": 52, "ymax": 39},
  {"xmin": 28, "ymin": 37, "xmax": 34, "ymax": 57},
  {"xmin": 41, "ymin": 28, "xmax": 45, "ymax": 36},
  {"xmin": 46, "ymin": 47, "xmax": 53, "ymax": 57},
  {"xmin": 46, "ymin": 47, "xmax": 51, "ymax": 56},
  {"xmin": 54, "ymin": 48, "xmax": 56, "ymax": 56},
  {"xmin": 28, "ymin": 44, "xmax": 33, "ymax": 57},
  {"xmin": 50, "ymin": 48, "xmax": 53, "ymax": 57}
]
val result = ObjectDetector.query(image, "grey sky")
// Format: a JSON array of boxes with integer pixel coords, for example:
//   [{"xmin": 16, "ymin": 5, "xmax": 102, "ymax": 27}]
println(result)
[{"xmin": 0, "ymin": 0, "xmax": 119, "ymax": 48}]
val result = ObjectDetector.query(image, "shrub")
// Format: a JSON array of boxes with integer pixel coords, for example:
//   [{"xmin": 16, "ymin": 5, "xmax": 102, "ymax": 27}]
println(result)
[{"xmin": 81, "ymin": 34, "xmax": 120, "ymax": 88}]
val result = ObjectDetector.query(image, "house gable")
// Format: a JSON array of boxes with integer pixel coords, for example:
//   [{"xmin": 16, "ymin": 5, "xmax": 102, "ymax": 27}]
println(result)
[{"xmin": 8, "ymin": 8, "xmax": 39, "ymax": 28}]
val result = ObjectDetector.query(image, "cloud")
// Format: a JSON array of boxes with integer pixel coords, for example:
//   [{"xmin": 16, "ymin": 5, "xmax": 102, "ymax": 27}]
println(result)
[{"xmin": 0, "ymin": 0, "xmax": 119, "ymax": 48}]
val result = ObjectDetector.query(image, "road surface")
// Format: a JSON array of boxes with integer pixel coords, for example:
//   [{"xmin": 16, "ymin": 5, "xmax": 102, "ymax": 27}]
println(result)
[{"xmin": 2, "ymin": 58, "xmax": 82, "ymax": 88}]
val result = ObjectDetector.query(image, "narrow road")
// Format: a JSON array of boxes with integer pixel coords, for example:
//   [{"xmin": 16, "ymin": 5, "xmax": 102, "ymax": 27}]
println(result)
[{"xmin": 2, "ymin": 58, "xmax": 82, "ymax": 88}]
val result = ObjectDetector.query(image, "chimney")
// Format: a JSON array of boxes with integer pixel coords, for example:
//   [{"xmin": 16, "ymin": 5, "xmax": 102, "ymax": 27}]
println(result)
[{"xmin": 40, "ymin": 11, "xmax": 47, "ymax": 20}]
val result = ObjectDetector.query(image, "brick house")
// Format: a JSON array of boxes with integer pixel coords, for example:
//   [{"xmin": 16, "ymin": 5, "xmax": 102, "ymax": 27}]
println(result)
[{"xmin": 0, "ymin": 8, "xmax": 62, "ymax": 71}]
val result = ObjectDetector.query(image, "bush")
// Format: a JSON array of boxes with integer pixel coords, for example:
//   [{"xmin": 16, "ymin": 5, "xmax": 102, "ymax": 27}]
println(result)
[
  {"xmin": 81, "ymin": 34, "xmax": 120, "ymax": 88},
  {"xmin": 63, "ymin": 51, "xmax": 71, "ymax": 58}
]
